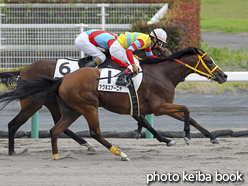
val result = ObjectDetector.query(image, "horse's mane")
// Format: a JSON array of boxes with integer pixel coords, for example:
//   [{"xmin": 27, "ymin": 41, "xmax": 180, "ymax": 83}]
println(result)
[{"xmin": 140, "ymin": 46, "xmax": 203, "ymax": 64}]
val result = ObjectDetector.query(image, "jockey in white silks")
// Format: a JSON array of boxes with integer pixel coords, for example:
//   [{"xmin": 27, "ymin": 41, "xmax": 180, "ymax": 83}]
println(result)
[{"xmin": 75, "ymin": 29, "xmax": 118, "ymax": 67}]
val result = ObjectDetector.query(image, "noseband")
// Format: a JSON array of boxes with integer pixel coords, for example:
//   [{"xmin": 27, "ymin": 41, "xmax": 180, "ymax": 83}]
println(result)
[
  {"xmin": 157, "ymin": 48, "xmax": 168, "ymax": 57},
  {"xmin": 173, "ymin": 53, "xmax": 218, "ymax": 80}
]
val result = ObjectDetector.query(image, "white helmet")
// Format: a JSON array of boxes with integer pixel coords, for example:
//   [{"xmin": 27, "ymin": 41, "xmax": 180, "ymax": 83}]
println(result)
[{"xmin": 150, "ymin": 28, "xmax": 167, "ymax": 43}]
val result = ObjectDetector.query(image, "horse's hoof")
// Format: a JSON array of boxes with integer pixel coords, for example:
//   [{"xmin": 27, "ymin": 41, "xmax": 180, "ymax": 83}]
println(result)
[
  {"xmin": 210, "ymin": 139, "xmax": 219, "ymax": 144},
  {"xmin": 9, "ymin": 148, "xmax": 28, "ymax": 156},
  {"xmin": 53, "ymin": 153, "xmax": 59, "ymax": 160},
  {"xmin": 135, "ymin": 133, "xmax": 141, "ymax": 140},
  {"xmin": 9, "ymin": 151, "xmax": 16, "ymax": 156},
  {"xmin": 81, "ymin": 143, "xmax": 97, "ymax": 152},
  {"xmin": 167, "ymin": 140, "xmax": 176, "ymax": 146},
  {"xmin": 87, "ymin": 146, "xmax": 97, "ymax": 152},
  {"xmin": 121, "ymin": 157, "xmax": 131, "ymax": 161},
  {"xmin": 184, "ymin": 137, "xmax": 190, "ymax": 145}
]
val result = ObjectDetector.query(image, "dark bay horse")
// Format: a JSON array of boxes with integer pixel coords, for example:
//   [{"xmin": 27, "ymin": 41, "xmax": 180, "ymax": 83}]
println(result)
[
  {"xmin": 0, "ymin": 47, "xmax": 227, "ymax": 160},
  {"xmin": 0, "ymin": 47, "xmax": 171, "ymax": 155}
]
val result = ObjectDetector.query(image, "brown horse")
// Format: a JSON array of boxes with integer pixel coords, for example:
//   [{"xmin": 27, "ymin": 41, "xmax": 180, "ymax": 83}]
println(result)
[
  {"xmin": 0, "ymin": 47, "xmax": 171, "ymax": 155},
  {"xmin": 0, "ymin": 46, "xmax": 227, "ymax": 160}
]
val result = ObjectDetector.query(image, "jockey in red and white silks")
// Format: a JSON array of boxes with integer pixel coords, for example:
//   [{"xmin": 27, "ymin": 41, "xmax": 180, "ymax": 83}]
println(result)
[
  {"xmin": 75, "ymin": 29, "xmax": 118, "ymax": 67},
  {"xmin": 109, "ymin": 28, "xmax": 167, "ymax": 86}
]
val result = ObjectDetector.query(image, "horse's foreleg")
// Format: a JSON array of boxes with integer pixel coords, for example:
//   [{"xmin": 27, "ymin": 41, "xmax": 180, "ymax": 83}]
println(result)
[
  {"xmin": 133, "ymin": 116, "xmax": 175, "ymax": 146},
  {"xmin": 135, "ymin": 123, "xmax": 143, "ymax": 139},
  {"xmin": 83, "ymin": 110, "xmax": 130, "ymax": 161},
  {"xmin": 135, "ymin": 117, "xmax": 144, "ymax": 139},
  {"xmin": 153, "ymin": 103, "xmax": 191, "ymax": 145},
  {"xmin": 168, "ymin": 112, "xmax": 219, "ymax": 144},
  {"xmin": 189, "ymin": 117, "xmax": 219, "ymax": 144}
]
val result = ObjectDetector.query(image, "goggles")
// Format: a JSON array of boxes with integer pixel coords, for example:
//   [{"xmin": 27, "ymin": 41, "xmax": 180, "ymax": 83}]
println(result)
[{"xmin": 156, "ymin": 39, "xmax": 166, "ymax": 47}]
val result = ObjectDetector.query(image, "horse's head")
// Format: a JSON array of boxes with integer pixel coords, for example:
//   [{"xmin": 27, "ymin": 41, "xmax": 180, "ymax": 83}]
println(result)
[
  {"xmin": 140, "ymin": 46, "xmax": 227, "ymax": 84},
  {"xmin": 192, "ymin": 48, "xmax": 227, "ymax": 84}
]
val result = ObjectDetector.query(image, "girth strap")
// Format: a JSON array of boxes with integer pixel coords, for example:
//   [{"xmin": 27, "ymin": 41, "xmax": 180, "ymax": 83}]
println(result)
[{"xmin": 127, "ymin": 78, "xmax": 140, "ymax": 117}]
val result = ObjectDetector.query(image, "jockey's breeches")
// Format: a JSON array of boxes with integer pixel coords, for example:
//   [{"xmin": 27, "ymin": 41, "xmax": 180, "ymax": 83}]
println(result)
[
  {"xmin": 109, "ymin": 40, "xmax": 141, "ymax": 70},
  {"xmin": 75, "ymin": 32, "xmax": 106, "ymax": 62}
]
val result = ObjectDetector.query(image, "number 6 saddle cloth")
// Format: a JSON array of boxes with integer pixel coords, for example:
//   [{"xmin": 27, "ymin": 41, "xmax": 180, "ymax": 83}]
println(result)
[{"xmin": 54, "ymin": 59, "xmax": 81, "ymax": 78}]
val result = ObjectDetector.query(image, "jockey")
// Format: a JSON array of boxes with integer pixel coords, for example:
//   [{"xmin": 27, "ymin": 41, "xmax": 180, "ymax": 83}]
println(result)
[
  {"xmin": 75, "ymin": 29, "xmax": 118, "ymax": 67},
  {"xmin": 109, "ymin": 28, "xmax": 167, "ymax": 86}
]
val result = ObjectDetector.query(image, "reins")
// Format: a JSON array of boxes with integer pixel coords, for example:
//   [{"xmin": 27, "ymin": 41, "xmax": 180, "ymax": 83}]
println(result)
[{"xmin": 173, "ymin": 53, "xmax": 218, "ymax": 80}]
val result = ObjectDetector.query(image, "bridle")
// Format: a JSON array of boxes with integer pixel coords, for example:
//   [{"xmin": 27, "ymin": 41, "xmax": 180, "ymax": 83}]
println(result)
[
  {"xmin": 157, "ymin": 48, "xmax": 169, "ymax": 57},
  {"xmin": 173, "ymin": 53, "xmax": 218, "ymax": 80}
]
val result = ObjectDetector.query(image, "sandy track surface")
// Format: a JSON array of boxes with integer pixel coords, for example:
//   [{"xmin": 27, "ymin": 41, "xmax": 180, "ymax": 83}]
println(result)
[{"xmin": 0, "ymin": 138, "xmax": 247, "ymax": 186}]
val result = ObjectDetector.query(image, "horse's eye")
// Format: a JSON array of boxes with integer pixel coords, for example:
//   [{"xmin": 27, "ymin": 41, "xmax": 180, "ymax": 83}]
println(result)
[{"xmin": 208, "ymin": 60, "xmax": 213, "ymax": 64}]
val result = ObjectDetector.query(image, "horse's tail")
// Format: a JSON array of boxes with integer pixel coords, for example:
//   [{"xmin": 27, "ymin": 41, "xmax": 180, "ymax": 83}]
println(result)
[
  {"xmin": 0, "ymin": 75, "xmax": 63, "ymax": 110},
  {"xmin": 0, "ymin": 71, "xmax": 20, "ymax": 89}
]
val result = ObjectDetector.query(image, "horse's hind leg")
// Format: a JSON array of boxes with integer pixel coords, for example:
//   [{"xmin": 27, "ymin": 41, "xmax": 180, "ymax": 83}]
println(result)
[
  {"xmin": 8, "ymin": 100, "xmax": 43, "ymax": 155},
  {"xmin": 83, "ymin": 111, "xmax": 130, "ymax": 161},
  {"xmin": 168, "ymin": 112, "xmax": 219, "ymax": 144},
  {"xmin": 44, "ymin": 100, "xmax": 96, "ymax": 151},
  {"xmin": 50, "ymin": 110, "xmax": 81, "ymax": 159},
  {"xmin": 133, "ymin": 116, "xmax": 176, "ymax": 146}
]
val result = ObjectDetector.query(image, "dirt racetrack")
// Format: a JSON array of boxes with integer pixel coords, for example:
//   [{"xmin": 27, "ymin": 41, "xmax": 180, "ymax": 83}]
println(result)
[{"xmin": 0, "ymin": 137, "xmax": 247, "ymax": 186}]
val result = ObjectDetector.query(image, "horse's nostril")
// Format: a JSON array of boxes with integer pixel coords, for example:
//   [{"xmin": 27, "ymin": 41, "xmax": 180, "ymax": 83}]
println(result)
[{"xmin": 224, "ymin": 74, "xmax": 228, "ymax": 79}]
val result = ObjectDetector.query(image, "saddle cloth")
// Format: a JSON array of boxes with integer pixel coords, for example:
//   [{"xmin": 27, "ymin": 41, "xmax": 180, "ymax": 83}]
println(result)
[
  {"xmin": 53, "ymin": 57, "xmax": 142, "ymax": 78},
  {"xmin": 98, "ymin": 66, "xmax": 143, "ymax": 93},
  {"xmin": 54, "ymin": 59, "xmax": 81, "ymax": 78}
]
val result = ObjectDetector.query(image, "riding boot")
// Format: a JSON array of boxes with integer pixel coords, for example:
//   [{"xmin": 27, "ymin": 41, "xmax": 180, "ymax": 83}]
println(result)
[
  {"xmin": 78, "ymin": 56, "xmax": 93, "ymax": 68},
  {"xmin": 116, "ymin": 68, "xmax": 132, "ymax": 87},
  {"xmin": 83, "ymin": 58, "xmax": 102, "ymax": 68}
]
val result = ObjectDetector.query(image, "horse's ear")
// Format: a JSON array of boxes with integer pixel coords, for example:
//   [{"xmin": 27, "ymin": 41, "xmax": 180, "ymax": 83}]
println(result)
[
  {"xmin": 195, "ymin": 48, "xmax": 205, "ymax": 55},
  {"xmin": 186, "ymin": 46, "xmax": 198, "ymax": 54}
]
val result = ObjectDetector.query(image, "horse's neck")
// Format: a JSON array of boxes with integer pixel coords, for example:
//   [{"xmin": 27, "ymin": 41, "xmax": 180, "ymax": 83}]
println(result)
[
  {"xmin": 142, "ymin": 60, "xmax": 193, "ymax": 87},
  {"xmin": 170, "ymin": 55, "xmax": 200, "ymax": 86}
]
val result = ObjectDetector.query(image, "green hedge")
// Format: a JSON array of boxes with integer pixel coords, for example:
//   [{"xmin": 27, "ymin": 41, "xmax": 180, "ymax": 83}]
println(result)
[{"xmin": 132, "ymin": 0, "xmax": 201, "ymax": 52}]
